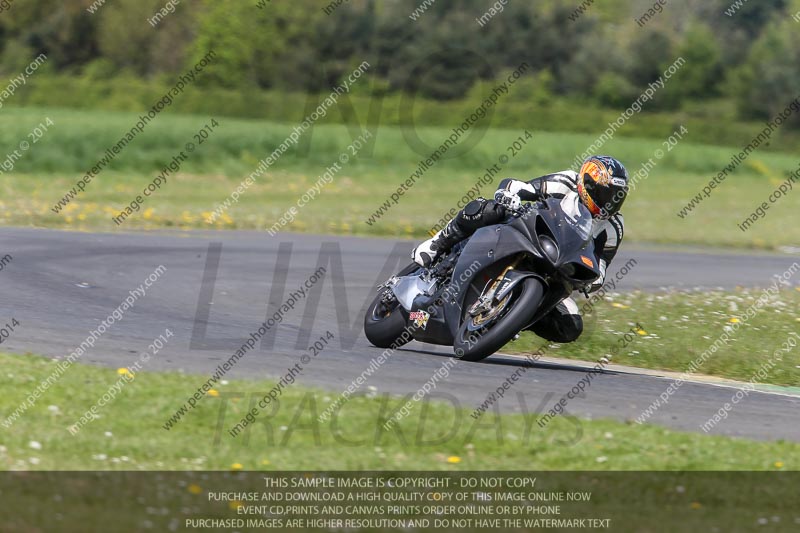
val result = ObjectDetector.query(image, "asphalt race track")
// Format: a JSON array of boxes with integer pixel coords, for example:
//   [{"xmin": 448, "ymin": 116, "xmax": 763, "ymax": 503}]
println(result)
[{"xmin": 2, "ymin": 228, "xmax": 799, "ymax": 442}]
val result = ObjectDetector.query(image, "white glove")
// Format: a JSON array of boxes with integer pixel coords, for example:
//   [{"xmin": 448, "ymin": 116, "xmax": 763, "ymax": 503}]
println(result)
[{"xmin": 494, "ymin": 189, "xmax": 521, "ymax": 210}]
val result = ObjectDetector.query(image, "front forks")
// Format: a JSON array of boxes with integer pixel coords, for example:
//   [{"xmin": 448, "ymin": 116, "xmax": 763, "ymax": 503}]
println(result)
[{"xmin": 468, "ymin": 255, "xmax": 522, "ymax": 317}]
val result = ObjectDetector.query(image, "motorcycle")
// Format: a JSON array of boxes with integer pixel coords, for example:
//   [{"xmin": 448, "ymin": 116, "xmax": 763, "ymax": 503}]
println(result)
[{"xmin": 364, "ymin": 196, "xmax": 603, "ymax": 361}]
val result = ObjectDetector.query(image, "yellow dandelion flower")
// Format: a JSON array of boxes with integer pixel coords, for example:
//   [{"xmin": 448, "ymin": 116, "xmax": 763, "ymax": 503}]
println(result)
[
  {"xmin": 208, "ymin": 389, "xmax": 220, "ymax": 397},
  {"xmin": 728, "ymin": 318, "xmax": 740, "ymax": 324},
  {"xmin": 611, "ymin": 303, "xmax": 630, "ymax": 309},
  {"xmin": 747, "ymin": 160, "xmax": 771, "ymax": 177},
  {"xmin": 231, "ymin": 462, "xmax": 243, "ymax": 470},
  {"xmin": 774, "ymin": 461, "xmax": 784, "ymax": 469},
  {"xmin": 229, "ymin": 500, "xmax": 244, "ymax": 511},
  {"xmin": 187, "ymin": 484, "xmax": 203, "ymax": 495},
  {"xmin": 77, "ymin": 213, "xmax": 87, "ymax": 221},
  {"xmin": 117, "ymin": 368, "xmax": 132, "ymax": 376},
  {"xmin": 221, "ymin": 213, "xmax": 234, "ymax": 225},
  {"xmin": 446, "ymin": 456, "xmax": 461, "ymax": 464},
  {"xmin": 142, "ymin": 208, "xmax": 154, "ymax": 220},
  {"xmin": 690, "ymin": 502, "xmax": 702, "ymax": 510},
  {"xmin": 636, "ymin": 328, "xmax": 648, "ymax": 336}
]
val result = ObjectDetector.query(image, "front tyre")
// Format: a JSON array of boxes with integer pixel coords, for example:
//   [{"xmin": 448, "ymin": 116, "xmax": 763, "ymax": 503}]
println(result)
[{"xmin": 453, "ymin": 277, "xmax": 544, "ymax": 362}]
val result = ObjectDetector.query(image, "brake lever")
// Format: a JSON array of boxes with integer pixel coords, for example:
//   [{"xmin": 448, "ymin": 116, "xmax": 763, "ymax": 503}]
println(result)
[{"xmin": 505, "ymin": 203, "xmax": 531, "ymax": 218}]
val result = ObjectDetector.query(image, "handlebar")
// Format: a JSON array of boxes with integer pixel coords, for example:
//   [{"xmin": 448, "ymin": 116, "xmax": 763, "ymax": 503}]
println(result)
[{"xmin": 504, "ymin": 202, "xmax": 534, "ymax": 216}]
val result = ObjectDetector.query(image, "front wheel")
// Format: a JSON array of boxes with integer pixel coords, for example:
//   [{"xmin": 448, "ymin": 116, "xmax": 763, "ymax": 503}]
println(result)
[{"xmin": 453, "ymin": 277, "xmax": 544, "ymax": 362}]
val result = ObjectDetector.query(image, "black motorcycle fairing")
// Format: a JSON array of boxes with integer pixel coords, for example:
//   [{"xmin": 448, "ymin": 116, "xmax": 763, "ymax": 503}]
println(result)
[
  {"xmin": 389, "ymin": 197, "xmax": 604, "ymax": 348},
  {"xmin": 512, "ymin": 197, "xmax": 603, "ymax": 285},
  {"xmin": 442, "ymin": 223, "xmax": 544, "ymax": 339},
  {"xmin": 442, "ymin": 198, "xmax": 603, "ymax": 339}
]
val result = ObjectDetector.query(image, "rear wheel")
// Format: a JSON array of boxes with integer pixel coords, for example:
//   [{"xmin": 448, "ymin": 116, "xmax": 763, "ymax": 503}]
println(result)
[
  {"xmin": 364, "ymin": 293, "xmax": 412, "ymax": 349},
  {"xmin": 453, "ymin": 277, "xmax": 544, "ymax": 361},
  {"xmin": 364, "ymin": 263, "xmax": 421, "ymax": 349}
]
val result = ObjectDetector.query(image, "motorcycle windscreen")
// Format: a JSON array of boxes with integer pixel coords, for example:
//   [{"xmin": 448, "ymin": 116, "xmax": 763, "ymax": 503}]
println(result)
[
  {"xmin": 558, "ymin": 194, "xmax": 593, "ymax": 242},
  {"xmin": 526, "ymin": 196, "xmax": 602, "ymax": 282}
]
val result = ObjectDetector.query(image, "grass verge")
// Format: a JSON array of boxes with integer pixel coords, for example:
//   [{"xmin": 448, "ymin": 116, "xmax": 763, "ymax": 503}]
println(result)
[
  {"xmin": 0, "ymin": 353, "xmax": 797, "ymax": 471},
  {"xmin": 2, "ymin": 108, "xmax": 800, "ymax": 250},
  {"xmin": 505, "ymin": 287, "xmax": 800, "ymax": 387}
]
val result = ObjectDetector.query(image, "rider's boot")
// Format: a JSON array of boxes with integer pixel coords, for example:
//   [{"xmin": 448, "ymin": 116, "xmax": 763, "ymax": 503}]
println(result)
[
  {"xmin": 412, "ymin": 219, "xmax": 466, "ymax": 267},
  {"xmin": 412, "ymin": 199, "xmax": 508, "ymax": 267}
]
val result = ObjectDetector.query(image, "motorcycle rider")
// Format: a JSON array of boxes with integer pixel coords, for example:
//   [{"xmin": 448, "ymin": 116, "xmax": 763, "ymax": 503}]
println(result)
[{"xmin": 412, "ymin": 155, "xmax": 629, "ymax": 343}]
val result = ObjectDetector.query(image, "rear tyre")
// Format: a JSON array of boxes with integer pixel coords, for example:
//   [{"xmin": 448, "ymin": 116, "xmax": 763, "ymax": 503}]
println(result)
[
  {"xmin": 364, "ymin": 294, "xmax": 412, "ymax": 349},
  {"xmin": 364, "ymin": 263, "xmax": 421, "ymax": 349},
  {"xmin": 453, "ymin": 277, "xmax": 544, "ymax": 362}
]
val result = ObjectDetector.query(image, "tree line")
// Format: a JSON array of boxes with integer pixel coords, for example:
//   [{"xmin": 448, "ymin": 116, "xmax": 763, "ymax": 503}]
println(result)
[{"xmin": 0, "ymin": 0, "xmax": 798, "ymax": 126}]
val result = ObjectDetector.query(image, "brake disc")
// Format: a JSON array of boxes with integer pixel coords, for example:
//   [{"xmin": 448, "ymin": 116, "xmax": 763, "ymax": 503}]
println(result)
[{"xmin": 470, "ymin": 293, "xmax": 511, "ymax": 329}]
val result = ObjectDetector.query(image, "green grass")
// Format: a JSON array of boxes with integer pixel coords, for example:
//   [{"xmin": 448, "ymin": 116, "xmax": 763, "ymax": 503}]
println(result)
[
  {"xmin": 504, "ymin": 287, "xmax": 800, "ymax": 387},
  {"xmin": 2, "ymin": 107, "xmax": 800, "ymax": 249},
  {"xmin": 15, "ymin": 75, "xmax": 800, "ymax": 152},
  {"xmin": 0, "ymin": 352, "xmax": 798, "ymax": 472}
]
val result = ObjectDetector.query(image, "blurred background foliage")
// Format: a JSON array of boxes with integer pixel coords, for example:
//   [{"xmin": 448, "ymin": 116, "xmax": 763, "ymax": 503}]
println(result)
[{"xmin": 1, "ymin": 0, "xmax": 800, "ymax": 137}]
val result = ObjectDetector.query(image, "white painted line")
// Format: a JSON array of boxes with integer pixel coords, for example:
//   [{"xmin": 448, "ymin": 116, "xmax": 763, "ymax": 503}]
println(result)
[{"xmin": 496, "ymin": 353, "xmax": 800, "ymax": 400}]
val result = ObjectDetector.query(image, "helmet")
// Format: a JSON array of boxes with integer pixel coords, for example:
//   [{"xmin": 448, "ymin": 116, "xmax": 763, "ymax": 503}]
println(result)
[{"xmin": 577, "ymin": 156, "xmax": 629, "ymax": 219}]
